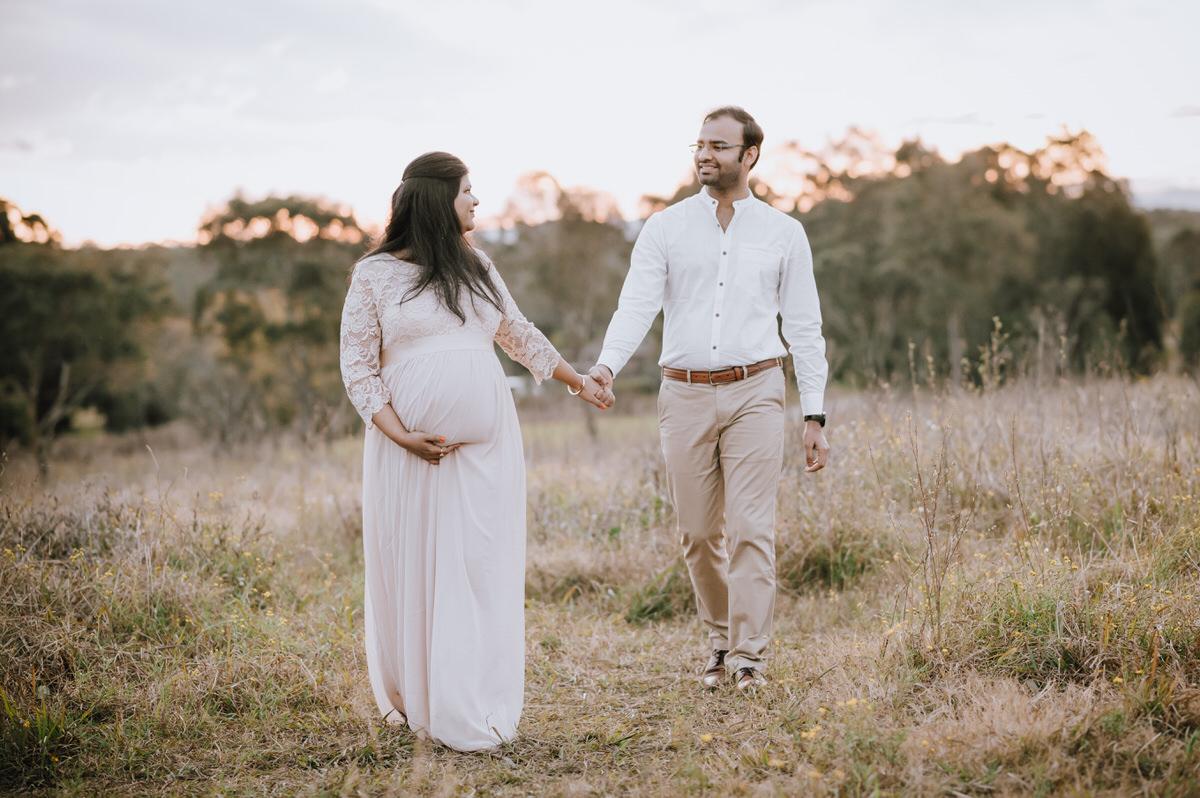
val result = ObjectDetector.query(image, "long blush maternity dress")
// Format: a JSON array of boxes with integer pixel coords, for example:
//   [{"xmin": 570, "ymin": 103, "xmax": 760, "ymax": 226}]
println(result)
[{"xmin": 339, "ymin": 249, "xmax": 559, "ymax": 751}]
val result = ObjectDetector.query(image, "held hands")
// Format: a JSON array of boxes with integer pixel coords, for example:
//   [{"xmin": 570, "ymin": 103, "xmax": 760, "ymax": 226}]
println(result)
[
  {"xmin": 399, "ymin": 431, "xmax": 462, "ymax": 465},
  {"xmin": 803, "ymin": 420, "xmax": 830, "ymax": 473},
  {"xmin": 588, "ymin": 364, "xmax": 616, "ymax": 407},
  {"xmin": 574, "ymin": 373, "xmax": 612, "ymax": 410}
]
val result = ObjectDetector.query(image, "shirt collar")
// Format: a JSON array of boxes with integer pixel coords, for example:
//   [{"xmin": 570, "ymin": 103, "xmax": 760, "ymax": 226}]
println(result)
[{"xmin": 698, "ymin": 185, "xmax": 757, "ymax": 208}]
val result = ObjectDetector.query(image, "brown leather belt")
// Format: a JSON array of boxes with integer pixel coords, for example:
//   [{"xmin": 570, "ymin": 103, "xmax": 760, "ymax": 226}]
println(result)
[{"xmin": 662, "ymin": 357, "xmax": 783, "ymax": 385}]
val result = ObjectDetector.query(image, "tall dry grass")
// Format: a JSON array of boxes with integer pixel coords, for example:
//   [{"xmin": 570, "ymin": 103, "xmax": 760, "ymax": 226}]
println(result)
[{"xmin": 2, "ymin": 376, "xmax": 1199, "ymax": 795}]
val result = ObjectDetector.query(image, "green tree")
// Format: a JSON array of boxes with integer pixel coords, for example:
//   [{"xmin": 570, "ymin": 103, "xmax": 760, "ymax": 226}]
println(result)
[
  {"xmin": 491, "ymin": 174, "xmax": 632, "ymax": 436},
  {"xmin": 790, "ymin": 130, "xmax": 1162, "ymax": 384},
  {"xmin": 192, "ymin": 194, "xmax": 368, "ymax": 441},
  {"xmin": 0, "ymin": 240, "xmax": 168, "ymax": 476},
  {"xmin": 0, "ymin": 197, "xmax": 57, "ymax": 246},
  {"xmin": 1163, "ymin": 228, "xmax": 1200, "ymax": 367}
]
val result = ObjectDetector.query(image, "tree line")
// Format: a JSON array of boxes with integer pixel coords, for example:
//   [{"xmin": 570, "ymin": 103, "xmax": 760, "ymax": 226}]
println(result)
[{"xmin": 2, "ymin": 130, "xmax": 1199, "ymax": 472}]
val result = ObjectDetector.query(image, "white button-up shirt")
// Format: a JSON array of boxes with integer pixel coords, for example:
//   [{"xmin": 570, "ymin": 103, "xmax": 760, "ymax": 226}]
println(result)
[{"xmin": 598, "ymin": 187, "xmax": 828, "ymax": 415}]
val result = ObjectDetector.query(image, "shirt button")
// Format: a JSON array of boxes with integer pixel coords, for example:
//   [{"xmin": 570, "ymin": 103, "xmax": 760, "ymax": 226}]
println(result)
[
  {"xmin": 712, "ymin": 346, "xmax": 717, "ymax": 350},
  {"xmin": 715, "ymin": 313, "xmax": 720, "ymax": 317},
  {"xmin": 719, "ymin": 282, "xmax": 724, "ymax": 286},
  {"xmin": 722, "ymin": 251, "xmax": 727, "ymax": 255}
]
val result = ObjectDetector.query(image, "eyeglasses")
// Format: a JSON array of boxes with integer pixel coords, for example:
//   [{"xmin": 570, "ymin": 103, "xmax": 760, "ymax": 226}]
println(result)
[{"xmin": 688, "ymin": 142, "xmax": 747, "ymax": 155}]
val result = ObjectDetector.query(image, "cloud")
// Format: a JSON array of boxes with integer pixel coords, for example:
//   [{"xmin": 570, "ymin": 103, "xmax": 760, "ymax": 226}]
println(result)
[
  {"xmin": 0, "ymin": 75, "xmax": 27, "ymax": 91},
  {"xmin": 1170, "ymin": 105, "xmax": 1200, "ymax": 118},
  {"xmin": 262, "ymin": 36, "xmax": 294, "ymax": 58},
  {"xmin": 910, "ymin": 112, "xmax": 992, "ymax": 126},
  {"xmin": 314, "ymin": 67, "xmax": 349, "ymax": 94},
  {"xmin": 0, "ymin": 136, "xmax": 74, "ymax": 157}
]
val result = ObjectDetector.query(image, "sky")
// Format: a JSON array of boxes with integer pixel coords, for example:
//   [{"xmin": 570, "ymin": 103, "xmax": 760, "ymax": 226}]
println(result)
[{"xmin": 2, "ymin": 0, "xmax": 1198, "ymax": 247}]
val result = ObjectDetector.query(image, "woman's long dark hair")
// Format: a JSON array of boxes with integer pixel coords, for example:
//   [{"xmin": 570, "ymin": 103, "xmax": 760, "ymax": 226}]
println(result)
[{"xmin": 362, "ymin": 152, "xmax": 503, "ymax": 322}]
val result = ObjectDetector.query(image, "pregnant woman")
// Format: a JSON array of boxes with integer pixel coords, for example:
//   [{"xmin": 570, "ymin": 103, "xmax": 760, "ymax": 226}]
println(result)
[{"xmin": 339, "ymin": 151, "xmax": 610, "ymax": 751}]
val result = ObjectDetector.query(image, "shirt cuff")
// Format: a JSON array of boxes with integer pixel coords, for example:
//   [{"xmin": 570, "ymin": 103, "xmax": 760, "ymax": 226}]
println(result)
[
  {"xmin": 596, "ymin": 351, "xmax": 625, "ymax": 378},
  {"xmin": 800, "ymin": 392, "xmax": 824, "ymax": 417}
]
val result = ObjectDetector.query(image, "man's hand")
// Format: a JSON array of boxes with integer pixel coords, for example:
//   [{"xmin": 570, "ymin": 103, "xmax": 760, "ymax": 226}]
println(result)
[
  {"xmin": 575, "ymin": 374, "xmax": 611, "ymax": 410},
  {"xmin": 589, "ymin": 364, "xmax": 615, "ymax": 407},
  {"xmin": 803, "ymin": 421, "xmax": 829, "ymax": 473}
]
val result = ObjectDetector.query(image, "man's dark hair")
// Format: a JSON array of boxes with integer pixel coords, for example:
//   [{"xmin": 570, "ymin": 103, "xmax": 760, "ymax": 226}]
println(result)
[{"xmin": 703, "ymin": 106, "xmax": 763, "ymax": 170}]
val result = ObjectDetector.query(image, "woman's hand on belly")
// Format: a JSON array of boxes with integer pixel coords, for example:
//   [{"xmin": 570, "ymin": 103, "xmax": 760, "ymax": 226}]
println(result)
[
  {"xmin": 397, "ymin": 430, "xmax": 463, "ymax": 465},
  {"xmin": 370, "ymin": 403, "xmax": 462, "ymax": 465}
]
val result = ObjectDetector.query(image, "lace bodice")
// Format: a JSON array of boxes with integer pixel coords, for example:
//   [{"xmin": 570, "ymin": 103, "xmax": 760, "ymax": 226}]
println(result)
[{"xmin": 340, "ymin": 249, "xmax": 561, "ymax": 427}]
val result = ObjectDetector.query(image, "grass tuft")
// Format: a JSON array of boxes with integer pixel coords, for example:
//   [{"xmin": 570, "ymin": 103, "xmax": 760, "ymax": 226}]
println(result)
[{"xmin": 624, "ymin": 560, "xmax": 694, "ymax": 625}]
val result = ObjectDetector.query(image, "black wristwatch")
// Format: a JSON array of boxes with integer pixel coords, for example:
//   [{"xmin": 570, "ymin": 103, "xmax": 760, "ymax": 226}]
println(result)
[{"xmin": 804, "ymin": 414, "xmax": 826, "ymax": 427}]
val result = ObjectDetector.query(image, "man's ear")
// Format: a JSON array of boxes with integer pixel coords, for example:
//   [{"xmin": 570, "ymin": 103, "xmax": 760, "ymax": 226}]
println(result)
[{"xmin": 743, "ymin": 145, "xmax": 760, "ymax": 171}]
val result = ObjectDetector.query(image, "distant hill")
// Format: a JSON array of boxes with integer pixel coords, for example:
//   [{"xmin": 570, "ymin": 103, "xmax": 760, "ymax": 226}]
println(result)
[{"xmin": 1132, "ymin": 186, "xmax": 1200, "ymax": 212}]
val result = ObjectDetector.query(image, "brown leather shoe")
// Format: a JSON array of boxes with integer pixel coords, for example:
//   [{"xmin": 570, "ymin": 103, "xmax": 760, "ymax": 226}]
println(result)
[
  {"xmin": 735, "ymin": 666, "xmax": 766, "ymax": 692},
  {"xmin": 700, "ymin": 649, "xmax": 728, "ymax": 689}
]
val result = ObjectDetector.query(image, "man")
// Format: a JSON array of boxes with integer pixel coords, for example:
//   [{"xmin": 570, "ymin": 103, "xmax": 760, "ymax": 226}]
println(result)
[{"xmin": 591, "ymin": 106, "xmax": 830, "ymax": 692}]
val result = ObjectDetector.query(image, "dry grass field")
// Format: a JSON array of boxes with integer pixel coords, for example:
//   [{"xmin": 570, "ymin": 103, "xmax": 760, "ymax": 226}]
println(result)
[{"xmin": 3, "ymin": 377, "xmax": 1200, "ymax": 796}]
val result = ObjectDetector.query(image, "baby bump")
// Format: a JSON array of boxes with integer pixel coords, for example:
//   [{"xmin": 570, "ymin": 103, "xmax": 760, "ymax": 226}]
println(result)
[{"xmin": 383, "ymin": 351, "xmax": 506, "ymax": 445}]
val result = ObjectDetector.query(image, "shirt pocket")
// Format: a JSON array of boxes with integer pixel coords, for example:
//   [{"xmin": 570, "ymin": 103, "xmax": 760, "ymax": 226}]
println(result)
[{"xmin": 738, "ymin": 245, "xmax": 782, "ymax": 301}]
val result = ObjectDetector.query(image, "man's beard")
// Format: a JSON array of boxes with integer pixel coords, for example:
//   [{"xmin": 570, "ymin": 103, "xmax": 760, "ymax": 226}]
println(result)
[{"xmin": 697, "ymin": 163, "xmax": 738, "ymax": 189}]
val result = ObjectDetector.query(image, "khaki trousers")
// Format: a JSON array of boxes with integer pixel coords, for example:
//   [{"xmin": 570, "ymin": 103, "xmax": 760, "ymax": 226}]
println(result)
[{"xmin": 657, "ymin": 367, "xmax": 785, "ymax": 674}]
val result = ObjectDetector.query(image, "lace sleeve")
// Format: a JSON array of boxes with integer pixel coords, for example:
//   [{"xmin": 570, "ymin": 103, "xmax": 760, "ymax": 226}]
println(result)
[
  {"xmin": 483, "ymin": 252, "xmax": 561, "ymax": 384},
  {"xmin": 339, "ymin": 263, "xmax": 391, "ymax": 428}
]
